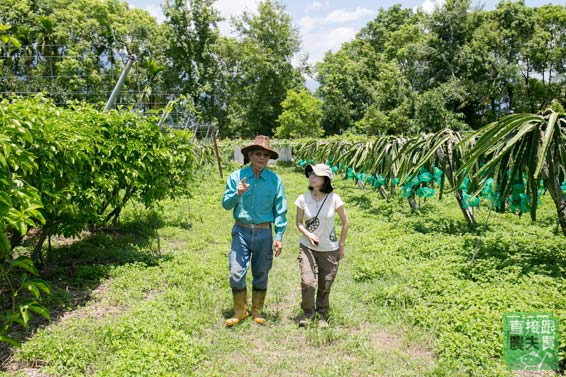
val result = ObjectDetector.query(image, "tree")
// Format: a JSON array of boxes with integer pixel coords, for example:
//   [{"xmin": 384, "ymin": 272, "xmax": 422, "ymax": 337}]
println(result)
[
  {"xmin": 226, "ymin": 0, "xmax": 303, "ymax": 137},
  {"xmin": 0, "ymin": 0, "xmax": 162, "ymax": 105},
  {"xmin": 316, "ymin": 6, "xmax": 422, "ymax": 136},
  {"xmin": 425, "ymin": 0, "xmax": 473, "ymax": 82},
  {"xmin": 526, "ymin": 5, "xmax": 566, "ymax": 109},
  {"xmin": 490, "ymin": 0, "xmax": 536, "ymax": 113},
  {"xmin": 414, "ymin": 81, "xmax": 469, "ymax": 133},
  {"xmin": 316, "ymin": 41, "xmax": 382, "ymax": 134},
  {"xmin": 161, "ymin": 0, "xmax": 222, "ymax": 123},
  {"xmin": 275, "ymin": 89, "xmax": 322, "ymax": 138},
  {"xmin": 354, "ymin": 105, "xmax": 392, "ymax": 135}
]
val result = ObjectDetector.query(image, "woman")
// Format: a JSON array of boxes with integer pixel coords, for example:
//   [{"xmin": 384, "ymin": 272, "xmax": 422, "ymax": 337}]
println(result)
[{"xmin": 294, "ymin": 163, "xmax": 349, "ymax": 328}]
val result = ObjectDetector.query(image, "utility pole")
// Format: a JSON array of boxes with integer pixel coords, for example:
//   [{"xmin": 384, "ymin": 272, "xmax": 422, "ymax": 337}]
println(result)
[{"xmin": 104, "ymin": 56, "xmax": 135, "ymax": 111}]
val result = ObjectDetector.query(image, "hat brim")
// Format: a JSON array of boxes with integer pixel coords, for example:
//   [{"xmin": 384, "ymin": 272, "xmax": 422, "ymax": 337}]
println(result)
[
  {"xmin": 304, "ymin": 164, "xmax": 314, "ymax": 178},
  {"xmin": 241, "ymin": 145, "xmax": 278, "ymax": 164},
  {"xmin": 305, "ymin": 164, "xmax": 333, "ymax": 180}
]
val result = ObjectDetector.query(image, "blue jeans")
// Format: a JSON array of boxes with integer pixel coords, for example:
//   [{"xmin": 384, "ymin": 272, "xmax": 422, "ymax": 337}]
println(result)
[{"xmin": 229, "ymin": 224, "xmax": 273, "ymax": 290}]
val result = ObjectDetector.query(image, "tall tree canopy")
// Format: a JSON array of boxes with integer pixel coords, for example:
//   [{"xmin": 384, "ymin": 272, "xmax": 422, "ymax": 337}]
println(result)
[
  {"xmin": 1, "ymin": 0, "xmax": 564, "ymax": 136},
  {"xmin": 223, "ymin": 0, "xmax": 304, "ymax": 137},
  {"xmin": 315, "ymin": 1, "xmax": 566, "ymax": 135}
]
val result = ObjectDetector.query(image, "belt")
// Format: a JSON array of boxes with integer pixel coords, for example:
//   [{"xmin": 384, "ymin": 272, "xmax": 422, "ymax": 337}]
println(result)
[{"xmin": 236, "ymin": 221, "xmax": 271, "ymax": 229}]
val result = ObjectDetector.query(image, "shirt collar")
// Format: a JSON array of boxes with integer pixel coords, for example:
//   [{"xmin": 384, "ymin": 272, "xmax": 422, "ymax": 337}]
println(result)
[{"xmin": 243, "ymin": 164, "xmax": 266, "ymax": 180}]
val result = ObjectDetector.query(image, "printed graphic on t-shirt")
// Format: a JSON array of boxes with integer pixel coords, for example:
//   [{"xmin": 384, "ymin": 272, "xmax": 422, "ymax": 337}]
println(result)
[{"xmin": 329, "ymin": 228, "xmax": 337, "ymax": 242}]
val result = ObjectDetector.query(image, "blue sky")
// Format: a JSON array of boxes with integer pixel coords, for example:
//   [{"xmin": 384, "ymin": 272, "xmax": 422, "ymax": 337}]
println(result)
[{"xmin": 127, "ymin": 0, "xmax": 562, "ymax": 66}]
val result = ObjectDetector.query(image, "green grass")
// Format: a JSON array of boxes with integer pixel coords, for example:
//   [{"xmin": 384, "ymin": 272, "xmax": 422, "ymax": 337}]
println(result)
[{"xmin": 2, "ymin": 165, "xmax": 565, "ymax": 376}]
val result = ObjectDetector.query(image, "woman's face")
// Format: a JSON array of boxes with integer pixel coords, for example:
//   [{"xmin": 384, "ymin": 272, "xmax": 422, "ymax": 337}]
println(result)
[{"xmin": 308, "ymin": 171, "xmax": 324, "ymax": 188}]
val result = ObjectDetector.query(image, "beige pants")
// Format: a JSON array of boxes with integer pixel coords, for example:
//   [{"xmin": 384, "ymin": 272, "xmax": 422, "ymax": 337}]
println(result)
[{"xmin": 299, "ymin": 244, "xmax": 339, "ymax": 315}]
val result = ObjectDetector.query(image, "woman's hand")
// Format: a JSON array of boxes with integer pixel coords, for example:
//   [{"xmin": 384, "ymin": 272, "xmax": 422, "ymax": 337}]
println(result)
[
  {"xmin": 337, "ymin": 244, "xmax": 345, "ymax": 260},
  {"xmin": 307, "ymin": 233, "xmax": 320, "ymax": 247}
]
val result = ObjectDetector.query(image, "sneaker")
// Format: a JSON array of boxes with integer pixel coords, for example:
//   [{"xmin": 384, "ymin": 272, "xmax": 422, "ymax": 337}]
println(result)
[{"xmin": 318, "ymin": 319, "xmax": 329, "ymax": 328}]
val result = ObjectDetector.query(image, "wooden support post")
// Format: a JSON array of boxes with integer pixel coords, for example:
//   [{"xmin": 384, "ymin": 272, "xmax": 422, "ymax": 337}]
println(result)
[{"xmin": 211, "ymin": 126, "xmax": 223, "ymax": 178}]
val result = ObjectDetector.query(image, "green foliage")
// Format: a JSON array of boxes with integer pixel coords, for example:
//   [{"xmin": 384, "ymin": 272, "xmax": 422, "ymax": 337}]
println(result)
[
  {"xmin": 161, "ymin": 0, "xmax": 223, "ymax": 123},
  {"xmin": 1, "ymin": 0, "xmax": 161, "ymax": 105},
  {"xmin": 11, "ymin": 171, "xmax": 228, "ymax": 375},
  {"xmin": 0, "ymin": 96, "xmax": 202, "ymax": 346},
  {"xmin": 354, "ymin": 104, "xmax": 399, "ymax": 136},
  {"xmin": 275, "ymin": 89, "xmax": 323, "ymax": 138},
  {"xmin": 0, "ymin": 23, "xmax": 20, "ymax": 50},
  {"xmin": 414, "ymin": 84, "xmax": 469, "ymax": 133},
  {"xmin": 0, "ymin": 242, "xmax": 51, "ymax": 347},
  {"xmin": 296, "ymin": 106, "xmax": 566, "ymax": 231},
  {"xmin": 0, "ymin": 96, "xmax": 198, "ymax": 253},
  {"xmin": 7, "ymin": 166, "xmax": 437, "ymax": 376},
  {"xmin": 316, "ymin": 2, "xmax": 566, "ymax": 135},
  {"xmin": 3, "ymin": 0, "xmax": 565, "ymax": 137},
  {"xmin": 457, "ymin": 109, "xmax": 566, "ymax": 234},
  {"xmin": 0, "ymin": 96, "xmax": 50, "ymax": 346},
  {"xmin": 222, "ymin": 0, "xmax": 304, "ymax": 137},
  {"xmin": 346, "ymin": 187, "xmax": 566, "ymax": 376},
  {"xmin": 6, "ymin": 166, "xmax": 565, "ymax": 375}
]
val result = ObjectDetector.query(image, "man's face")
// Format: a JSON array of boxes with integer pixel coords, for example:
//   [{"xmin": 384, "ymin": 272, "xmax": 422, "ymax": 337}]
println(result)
[{"xmin": 249, "ymin": 149, "xmax": 271, "ymax": 170}]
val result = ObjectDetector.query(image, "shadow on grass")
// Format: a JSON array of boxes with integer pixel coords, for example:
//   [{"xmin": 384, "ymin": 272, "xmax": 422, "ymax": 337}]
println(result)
[
  {"xmin": 348, "ymin": 194, "xmax": 374, "ymax": 211},
  {"xmin": 461, "ymin": 232, "xmax": 566, "ymax": 281},
  {"xmin": 410, "ymin": 217, "xmax": 485, "ymax": 236},
  {"xmin": 0, "ymin": 217, "xmax": 175, "ymax": 371}
]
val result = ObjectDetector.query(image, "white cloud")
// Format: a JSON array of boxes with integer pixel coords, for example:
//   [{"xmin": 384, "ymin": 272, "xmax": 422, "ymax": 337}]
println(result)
[
  {"xmin": 298, "ymin": 16, "xmax": 321, "ymax": 33},
  {"xmin": 306, "ymin": 1, "xmax": 327, "ymax": 12},
  {"xmin": 326, "ymin": 27, "xmax": 357, "ymax": 48},
  {"xmin": 311, "ymin": 1, "xmax": 323, "ymax": 9},
  {"xmin": 324, "ymin": 7, "xmax": 375, "ymax": 24},
  {"xmin": 298, "ymin": 6, "xmax": 374, "ymax": 34},
  {"xmin": 296, "ymin": 6, "xmax": 376, "ymax": 65},
  {"xmin": 214, "ymin": 0, "xmax": 260, "ymax": 19},
  {"xmin": 302, "ymin": 26, "xmax": 356, "ymax": 64},
  {"xmin": 214, "ymin": 0, "xmax": 261, "ymax": 36},
  {"xmin": 419, "ymin": 0, "xmax": 445, "ymax": 14},
  {"xmin": 143, "ymin": 4, "xmax": 165, "ymax": 23}
]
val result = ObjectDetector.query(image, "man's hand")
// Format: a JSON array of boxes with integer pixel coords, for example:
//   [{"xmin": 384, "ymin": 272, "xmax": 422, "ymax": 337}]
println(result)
[
  {"xmin": 237, "ymin": 177, "xmax": 250, "ymax": 196},
  {"xmin": 273, "ymin": 240, "xmax": 283, "ymax": 257}
]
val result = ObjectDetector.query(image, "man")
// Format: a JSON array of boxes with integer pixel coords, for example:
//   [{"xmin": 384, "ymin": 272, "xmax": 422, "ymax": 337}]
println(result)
[{"xmin": 222, "ymin": 135, "xmax": 288, "ymax": 326}]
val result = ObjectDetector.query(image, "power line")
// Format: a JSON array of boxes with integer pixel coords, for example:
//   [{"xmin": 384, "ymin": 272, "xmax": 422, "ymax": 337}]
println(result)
[
  {"xmin": 0, "ymin": 74, "xmax": 123, "ymax": 79},
  {"xmin": 0, "ymin": 90, "xmax": 180, "ymax": 97},
  {"xmin": 7, "ymin": 44, "xmax": 128, "ymax": 48},
  {"xmin": 0, "ymin": 55, "xmax": 126, "ymax": 59},
  {"xmin": 0, "ymin": 90, "xmax": 110, "ymax": 95}
]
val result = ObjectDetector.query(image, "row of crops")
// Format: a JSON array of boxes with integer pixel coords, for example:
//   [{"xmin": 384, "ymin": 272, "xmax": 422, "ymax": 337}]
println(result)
[
  {"xmin": 294, "ymin": 108, "xmax": 566, "ymax": 233},
  {"xmin": 0, "ymin": 96, "xmax": 204, "ymax": 345},
  {"xmin": 296, "ymin": 108, "xmax": 566, "ymax": 374},
  {"xmin": 299, "ymin": 158, "xmax": 564, "ymax": 215}
]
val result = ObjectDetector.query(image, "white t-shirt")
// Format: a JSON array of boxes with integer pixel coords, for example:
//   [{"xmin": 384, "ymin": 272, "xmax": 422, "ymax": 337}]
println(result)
[{"xmin": 294, "ymin": 191, "xmax": 344, "ymax": 252}]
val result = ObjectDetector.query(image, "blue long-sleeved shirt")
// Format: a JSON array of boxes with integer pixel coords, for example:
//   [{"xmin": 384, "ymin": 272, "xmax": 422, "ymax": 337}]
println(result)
[{"xmin": 222, "ymin": 165, "xmax": 287, "ymax": 241}]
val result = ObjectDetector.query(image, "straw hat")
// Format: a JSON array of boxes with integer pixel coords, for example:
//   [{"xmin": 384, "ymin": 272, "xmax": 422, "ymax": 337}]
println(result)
[{"xmin": 241, "ymin": 135, "xmax": 279, "ymax": 163}]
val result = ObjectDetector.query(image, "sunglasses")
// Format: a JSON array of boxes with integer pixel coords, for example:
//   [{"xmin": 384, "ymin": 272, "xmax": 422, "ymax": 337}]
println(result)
[{"xmin": 253, "ymin": 151, "xmax": 271, "ymax": 158}]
